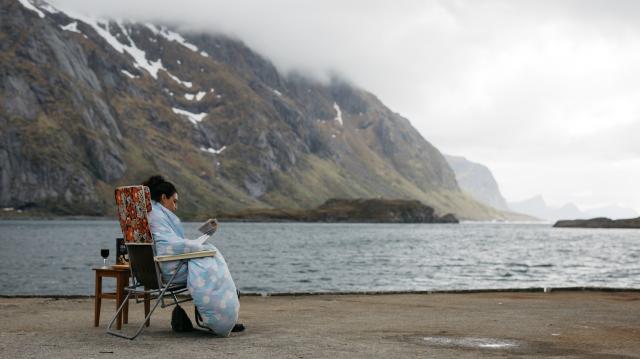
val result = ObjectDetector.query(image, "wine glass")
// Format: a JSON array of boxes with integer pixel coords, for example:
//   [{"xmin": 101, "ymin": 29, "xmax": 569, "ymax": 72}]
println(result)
[{"xmin": 101, "ymin": 248, "xmax": 110, "ymax": 267}]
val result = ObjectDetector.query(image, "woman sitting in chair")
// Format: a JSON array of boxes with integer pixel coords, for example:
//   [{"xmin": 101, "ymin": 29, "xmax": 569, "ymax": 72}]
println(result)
[{"xmin": 143, "ymin": 175, "xmax": 242, "ymax": 336}]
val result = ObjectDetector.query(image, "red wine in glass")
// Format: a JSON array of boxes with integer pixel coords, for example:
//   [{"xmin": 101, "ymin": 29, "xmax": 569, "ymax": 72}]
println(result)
[{"xmin": 101, "ymin": 248, "xmax": 110, "ymax": 266}]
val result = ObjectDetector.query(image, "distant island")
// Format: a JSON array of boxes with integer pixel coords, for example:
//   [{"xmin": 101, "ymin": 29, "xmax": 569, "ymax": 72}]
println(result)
[
  {"xmin": 553, "ymin": 217, "xmax": 640, "ymax": 229},
  {"xmin": 218, "ymin": 198, "xmax": 459, "ymax": 223}
]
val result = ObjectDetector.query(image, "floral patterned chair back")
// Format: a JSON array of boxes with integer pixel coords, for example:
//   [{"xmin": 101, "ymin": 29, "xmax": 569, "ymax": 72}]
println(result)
[{"xmin": 114, "ymin": 185, "xmax": 153, "ymax": 243}]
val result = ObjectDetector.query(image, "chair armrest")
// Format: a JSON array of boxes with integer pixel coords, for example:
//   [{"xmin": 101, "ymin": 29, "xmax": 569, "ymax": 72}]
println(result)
[{"xmin": 154, "ymin": 250, "xmax": 217, "ymax": 262}]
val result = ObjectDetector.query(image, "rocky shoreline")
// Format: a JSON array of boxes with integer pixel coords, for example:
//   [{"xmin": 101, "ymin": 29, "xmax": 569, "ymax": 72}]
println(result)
[
  {"xmin": 553, "ymin": 216, "xmax": 640, "ymax": 228},
  {"xmin": 218, "ymin": 198, "xmax": 459, "ymax": 223},
  {"xmin": 0, "ymin": 198, "xmax": 459, "ymax": 223}
]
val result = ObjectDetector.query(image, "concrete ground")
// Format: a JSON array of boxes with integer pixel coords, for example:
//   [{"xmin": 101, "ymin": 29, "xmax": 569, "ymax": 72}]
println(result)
[{"xmin": 1, "ymin": 291, "xmax": 639, "ymax": 358}]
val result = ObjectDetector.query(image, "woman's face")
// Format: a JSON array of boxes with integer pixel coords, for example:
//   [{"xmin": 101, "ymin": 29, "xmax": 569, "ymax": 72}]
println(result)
[{"xmin": 160, "ymin": 192, "xmax": 178, "ymax": 212}]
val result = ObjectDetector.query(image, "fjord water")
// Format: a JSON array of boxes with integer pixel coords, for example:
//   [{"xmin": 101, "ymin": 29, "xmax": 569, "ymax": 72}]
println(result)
[{"xmin": 0, "ymin": 220, "xmax": 638, "ymax": 295}]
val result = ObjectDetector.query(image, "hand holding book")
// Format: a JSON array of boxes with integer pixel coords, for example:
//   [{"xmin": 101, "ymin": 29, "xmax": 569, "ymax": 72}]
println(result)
[
  {"xmin": 198, "ymin": 218, "xmax": 218, "ymax": 236},
  {"xmin": 194, "ymin": 218, "xmax": 218, "ymax": 245}
]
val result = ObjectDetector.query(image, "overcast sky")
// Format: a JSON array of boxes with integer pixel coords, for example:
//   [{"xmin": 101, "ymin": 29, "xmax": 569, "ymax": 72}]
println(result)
[{"xmin": 49, "ymin": 0, "xmax": 640, "ymax": 212}]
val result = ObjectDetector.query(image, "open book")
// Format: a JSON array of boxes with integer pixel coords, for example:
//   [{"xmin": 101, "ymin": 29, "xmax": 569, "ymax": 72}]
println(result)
[{"xmin": 193, "ymin": 218, "xmax": 218, "ymax": 245}]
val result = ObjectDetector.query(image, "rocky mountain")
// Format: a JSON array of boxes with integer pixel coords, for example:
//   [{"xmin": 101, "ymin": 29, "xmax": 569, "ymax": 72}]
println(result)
[
  {"xmin": 444, "ymin": 155, "xmax": 509, "ymax": 211},
  {"xmin": 0, "ymin": 0, "xmax": 507, "ymax": 220},
  {"xmin": 219, "ymin": 198, "xmax": 460, "ymax": 223},
  {"xmin": 509, "ymin": 195, "xmax": 638, "ymax": 221}
]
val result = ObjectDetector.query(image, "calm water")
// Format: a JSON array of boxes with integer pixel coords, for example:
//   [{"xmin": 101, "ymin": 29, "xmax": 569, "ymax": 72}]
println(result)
[{"xmin": 0, "ymin": 220, "xmax": 639, "ymax": 295}]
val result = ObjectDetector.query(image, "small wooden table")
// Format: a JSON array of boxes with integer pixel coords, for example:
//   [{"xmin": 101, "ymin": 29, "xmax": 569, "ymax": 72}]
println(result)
[{"xmin": 93, "ymin": 265, "xmax": 130, "ymax": 330}]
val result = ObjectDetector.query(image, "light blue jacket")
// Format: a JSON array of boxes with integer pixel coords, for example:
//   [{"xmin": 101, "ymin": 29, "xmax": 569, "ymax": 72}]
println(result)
[
  {"xmin": 147, "ymin": 200, "xmax": 239, "ymax": 336},
  {"xmin": 148, "ymin": 200, "xmax": 205, "ymax": 283}
]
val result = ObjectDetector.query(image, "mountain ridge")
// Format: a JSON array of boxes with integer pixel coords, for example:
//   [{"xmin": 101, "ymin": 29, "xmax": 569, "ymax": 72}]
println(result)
[
  {"xmin": 444, "ymin": 154, "xmax": 509, "ymax": 211},
  {"xmin": 1, "ymin": 0, "xmax": 509, "ymax": 220},
  {"xmin": 509, "ymin": 195, "xmax": 639, "ymax": 221}
]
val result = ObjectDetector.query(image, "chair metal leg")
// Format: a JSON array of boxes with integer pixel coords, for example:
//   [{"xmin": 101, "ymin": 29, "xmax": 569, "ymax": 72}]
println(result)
[
  {"xmin": 106, "ymin": 291, "xmax": 136, "ymax": 339},
  {"xmin": 115, "ymin": 278, "xmax": 123, "ymax": 330},
  {"xmin": 107, "ymin": 264, "xmax": 185, "ymax": 340},
  {"xmin": 144, "ymin": 293, "xmax": 150, "ymax": 327},
  {"xmin": 107, "ymin": 291, "xmax": 165, "ymax": 340},
  {"xmin": 160, "ymin": 261, "xmax": 185, "ymax": 308}
]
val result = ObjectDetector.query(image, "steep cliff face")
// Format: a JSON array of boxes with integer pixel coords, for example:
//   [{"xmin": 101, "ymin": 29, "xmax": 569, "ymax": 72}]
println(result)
[
  {"xmin": 444, "ymin": 155, "xmax": 509, "ymax": 211},
  {"xmin": 0, "ymin": 0, "xmax": 499, "ymax": 219}
]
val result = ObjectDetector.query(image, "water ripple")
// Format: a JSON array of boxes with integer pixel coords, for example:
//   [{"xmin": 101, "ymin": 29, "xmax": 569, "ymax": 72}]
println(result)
[{"xmin": 1, "ymin": 221, "xmax": 640, "ymax": 295}]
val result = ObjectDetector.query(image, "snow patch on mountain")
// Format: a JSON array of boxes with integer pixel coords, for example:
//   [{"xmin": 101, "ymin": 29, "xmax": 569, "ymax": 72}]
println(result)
[
  {"xmin": 39, "ymin": 3, "xmax": 59, "ymax": 14},
  {"xmin": 200, "ymin": 146, "xmax": 226, "ymax": 155},
  {"xmin": 57, "ymin": 11, "xmax": 166, "ymax": 79},
  {"xmin": 333, "ymin": 102, "xmax": 343, "ymax": 126},
  {"xmin": 165, "ymin": 72, "xmax": 193, "ymax": 88},
  {"xmin": 121, "ymin": 70, "xmax": 138, "ymax": 79},
  {"xmin": 17, "ymin": 0, "xmax": 45, "ymax": 18},
  {"xmin": 60, "ymin": 22, "xmax": 81, "ymax": 34},
  {"xmin": 185, "ymin": 91, "xmax": 207, "ymax": 101},
  {"xmin": 145, "ymin": 23, "xmax": 208, "ymax": 58},
  {"xmin": 172, "ymin": 108, "xmax": 207, "ymax": 125}
]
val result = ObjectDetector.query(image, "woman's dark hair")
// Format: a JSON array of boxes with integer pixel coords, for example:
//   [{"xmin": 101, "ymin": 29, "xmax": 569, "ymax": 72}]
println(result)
[{"xmin": 142, "ymin": 175, "xmax": 177, "ymax": 202}]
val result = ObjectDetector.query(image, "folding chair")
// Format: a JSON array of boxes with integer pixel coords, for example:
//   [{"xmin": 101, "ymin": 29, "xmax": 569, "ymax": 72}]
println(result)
[{"xmin": 107, "ymin": 185, "xmax": 216, "ymax": 340}]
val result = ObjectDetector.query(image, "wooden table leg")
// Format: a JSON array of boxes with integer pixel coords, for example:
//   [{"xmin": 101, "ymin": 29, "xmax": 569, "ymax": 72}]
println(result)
[
  {"xmin": 94, "ymin": 272, "xmax": 102, "ymax": 327},
  {"xmin": 115, "ymin": 279, "xmax": 123, "ymax": 330},
  {"xmin": 119, "ymin": 272, "xmax": 129, "ymax": 324},
  {"xmin": 123, "ymin": 298, "xmax": 129, "ymax": 324},
  {"xmin": 144, "ymin": 292, "xmax": 150, "ymax": 327}
]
